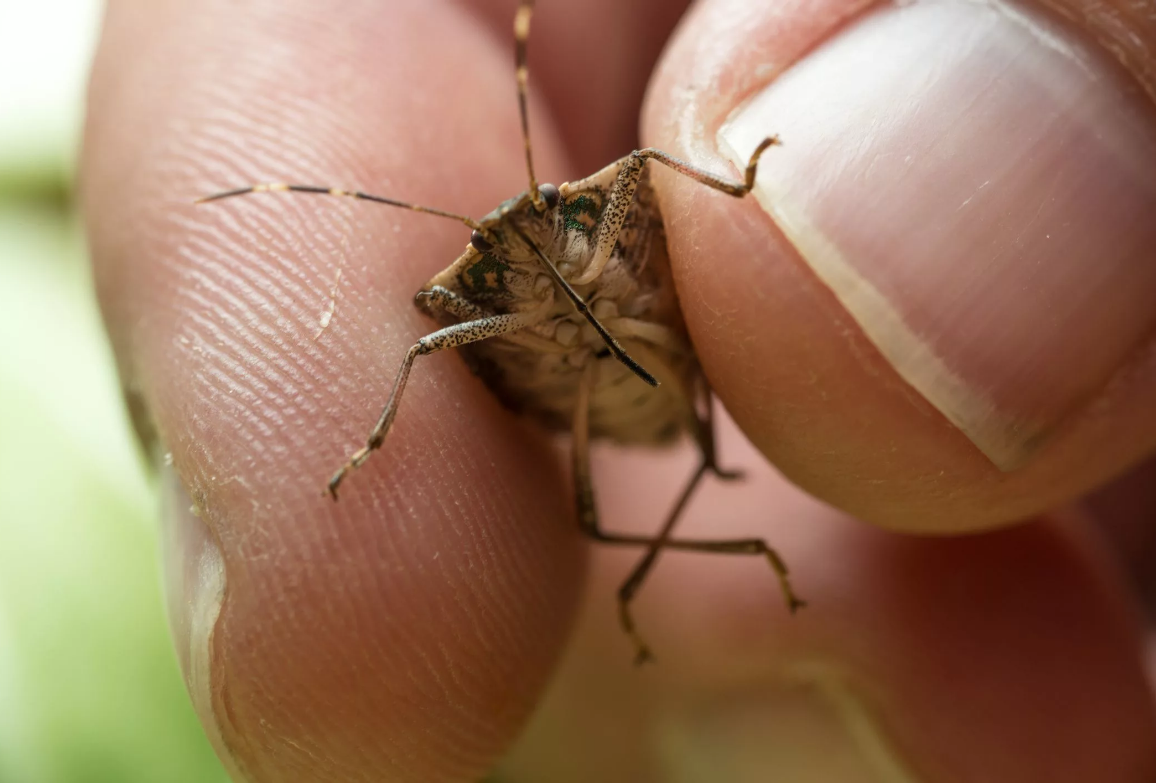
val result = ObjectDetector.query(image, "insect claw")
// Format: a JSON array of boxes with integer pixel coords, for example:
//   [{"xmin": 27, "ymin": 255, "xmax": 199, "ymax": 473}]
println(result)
[
  {"xmin": 326, "ymin": 469, "xmax": 347, "ymax": 501},
  {"xmin": 713, "ymin": 467, "xmax": 746, "ymax": 482}
]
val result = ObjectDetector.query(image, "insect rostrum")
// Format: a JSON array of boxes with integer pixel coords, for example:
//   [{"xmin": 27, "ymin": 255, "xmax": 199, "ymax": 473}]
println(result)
[{"xmin": 198, "ymin": 0, "xmax": 802, "ymax": 665}]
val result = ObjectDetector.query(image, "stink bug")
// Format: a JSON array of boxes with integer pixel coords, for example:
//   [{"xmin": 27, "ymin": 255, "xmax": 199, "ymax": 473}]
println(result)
[{"xmin": 198, "ymin": 0, "xmax": 803, "ymax": 664}]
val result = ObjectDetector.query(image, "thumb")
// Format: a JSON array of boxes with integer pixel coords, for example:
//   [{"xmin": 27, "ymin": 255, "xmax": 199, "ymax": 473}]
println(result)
[{"xmin": 643, "ymin": 0, "xmax": 1156, "ymax": 532}]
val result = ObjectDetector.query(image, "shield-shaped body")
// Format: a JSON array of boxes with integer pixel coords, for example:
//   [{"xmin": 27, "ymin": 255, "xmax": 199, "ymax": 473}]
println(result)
[{"xmin": 419, "ymin": 165, "xmax": 701, "ymax": 445}]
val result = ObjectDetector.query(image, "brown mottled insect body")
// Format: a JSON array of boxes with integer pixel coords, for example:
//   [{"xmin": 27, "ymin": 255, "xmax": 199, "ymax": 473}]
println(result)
[
  {"xmin": 422, "ymin": 166, "xmax": 695, "ymax": 443},
  {"xmin": 199, "ymin": 0, "xmax": 802, "ymax": 664}
]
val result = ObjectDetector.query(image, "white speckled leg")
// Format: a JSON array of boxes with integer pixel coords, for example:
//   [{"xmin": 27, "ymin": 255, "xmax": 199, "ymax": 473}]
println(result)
[
  {"xmin": 572, "ymin": 136, "xmax": 780, "ymax": 286},
  {"xmin": 326, "ymin": 296, "xmax": 551, "ymax": 499}
]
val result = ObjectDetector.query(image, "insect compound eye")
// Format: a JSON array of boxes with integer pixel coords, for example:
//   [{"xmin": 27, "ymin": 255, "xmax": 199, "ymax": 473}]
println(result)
[
  {"xmin": 538, "ymin": 183, "xmax": 560, "ymax": 210},
  {"xmin": 470, "ymin": 229, "xmax": 494, "ymax": 253}
]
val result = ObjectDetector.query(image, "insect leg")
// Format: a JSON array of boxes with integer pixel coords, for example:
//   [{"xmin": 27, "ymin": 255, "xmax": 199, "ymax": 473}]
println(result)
[
  {"xmin": 573, "ymin": 136, "xmax": 780, "ymax": 285},
  {"xmin": 694, "ymin": 380, "xmax": 744, "ymax": 482},
  {"xmin": 571, "ymin": 361, "xmax": 711, "ymax": 664},
  {"xmin": 571, "ymin": 361, "xmax": 663, "ymax": 663},
  {"xmin": 615, "ymin": 388, "xmax": 806, "ymax": 649},
  {"xmin": 571, "ymin": 364, "xmax": 804, "ymax": 665},
  {"xmin": 419, "ymin": 285, "xmax": 565, "ymax": 353},
  {"xmin": 417, "ymin": 285, "xmax": 488, "ymax": 320},
  {"xmin": 326, "ymin": 302, "xmax": 550, "ymax": 499},
  {"xmin": 633, "ymin": 137, "xmax": 779, "ymax": 197}
]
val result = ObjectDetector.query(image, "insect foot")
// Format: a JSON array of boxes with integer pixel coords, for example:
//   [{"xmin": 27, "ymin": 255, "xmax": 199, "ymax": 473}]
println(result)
[
  {"xmin": 618, "ymin": 599, "xmax": 656, "ymax": 667},
  {"xmin": 326, "ymin": 447, "xmax": 371, "ymax": 501}
]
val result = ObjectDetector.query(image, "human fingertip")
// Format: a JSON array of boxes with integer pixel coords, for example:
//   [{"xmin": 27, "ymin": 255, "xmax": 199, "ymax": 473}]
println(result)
[
  {"xmin": 642, "ymin": 0, "xmax": 1156, "ymax": 530},
  {"xmin": 717, "ymin": 0, "xmax": 1156, "ymax": 471}
]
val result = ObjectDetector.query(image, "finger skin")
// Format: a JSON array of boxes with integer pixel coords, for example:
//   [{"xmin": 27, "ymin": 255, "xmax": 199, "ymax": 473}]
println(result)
[
  {"xmin": 83, "ymin": 3, "xmax": 1156, "ymax": 783},
  {"xmin": 500, "ymin": 420, "xmax": 1156, "ymax": 783},
  {"xmin": 495, "ymin": 0, "xmax": 1156, "ymax": 778},
  {"xmin": 641, "ymin": 0, "xmax": 1156, "ymax": 532},
  {"xmin": 465, "ymin": 0, "xmax": 692, "ymax": 172},
  {"xmin": 85, "ymin": 1, "xmax": 587, "ymax": 780}
]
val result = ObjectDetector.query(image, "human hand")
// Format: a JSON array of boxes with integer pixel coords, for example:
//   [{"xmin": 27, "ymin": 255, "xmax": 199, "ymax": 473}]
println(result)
[{"xmin": 83, "ymin": 0, "xmax": 1156, "ymax": 780}]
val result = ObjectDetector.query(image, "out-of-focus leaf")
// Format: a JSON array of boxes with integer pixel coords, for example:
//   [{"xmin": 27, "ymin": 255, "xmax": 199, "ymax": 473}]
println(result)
[{"xmin": 0, "ymin": 209, "xmax": 227, "ymax": 783}]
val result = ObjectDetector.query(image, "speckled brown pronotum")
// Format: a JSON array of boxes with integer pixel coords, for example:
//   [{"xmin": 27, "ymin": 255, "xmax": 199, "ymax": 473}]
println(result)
[{"xmin": 198, "ymin": 0, "xmax": 803, "ymax": 664}]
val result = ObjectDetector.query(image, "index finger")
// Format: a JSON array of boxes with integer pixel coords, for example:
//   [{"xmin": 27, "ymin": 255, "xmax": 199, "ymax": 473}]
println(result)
[{"xmin": 83, "ymin": 0, "xmax": 677, "ymax": 779}]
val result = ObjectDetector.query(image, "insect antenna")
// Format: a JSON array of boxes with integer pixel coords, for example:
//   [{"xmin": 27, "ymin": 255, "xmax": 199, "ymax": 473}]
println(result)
[
  {"xmin": 513, "ymin": 0, "xmax": 545, "ymax": 211},
  {"xmin": 514, "ymin": 227, "xmax": 658, "ymax": 387},
  {"xmin": 195, "ymin": 183, "xmax": 486, "ymax": 232}
]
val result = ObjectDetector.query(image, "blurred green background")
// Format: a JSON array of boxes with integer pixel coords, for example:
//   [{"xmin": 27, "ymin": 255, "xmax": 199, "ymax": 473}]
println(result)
[{"xmin": 0, "ymin": 2, "xmax": 228, "ymax": 780}]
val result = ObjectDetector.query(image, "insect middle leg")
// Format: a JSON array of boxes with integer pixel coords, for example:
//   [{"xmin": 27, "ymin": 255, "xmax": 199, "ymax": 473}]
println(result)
[
  {"xmin": 571, "ymin": 362, "xmax": 805, "ymax": 665},
  {"xmin": 326, "ymin": 292, "xmax": 551, "ymax": 499},
  {"xmin": 692, "ymin": 374, "xmax": 744, "ymax": 483}
]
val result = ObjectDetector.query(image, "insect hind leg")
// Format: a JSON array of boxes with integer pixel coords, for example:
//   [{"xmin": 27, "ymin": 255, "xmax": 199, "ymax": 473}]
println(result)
[
  {"xmin": 695, "ymin": 381, "xmax": 745, "ymax": 482},
  {"xmin": 570, "ymin": 364, "xmax": 804, "ymax": 665}
]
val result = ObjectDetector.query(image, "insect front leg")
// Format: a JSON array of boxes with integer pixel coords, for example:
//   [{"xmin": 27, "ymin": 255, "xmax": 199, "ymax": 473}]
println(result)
[
  {"xmin": 570, "ymin": 362, "xmax": 805, "ymax": 666},
  {"xmin": 420, "ymin": 285, "xmax": 566, "ymax": 353},
  {"xmin": 418, "ymin": 285, "xmax": 489, "ymax": 320},
  {"xmin": 326, "ymin": 298, "xmax": 550, "ymax": 499},
  {"xmin": 572, "ymin": 136, "xmax": 781, "ymax": 285}
]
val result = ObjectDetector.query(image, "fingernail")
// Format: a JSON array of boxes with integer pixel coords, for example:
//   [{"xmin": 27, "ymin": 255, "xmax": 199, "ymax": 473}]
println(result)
[
  {"xmin": 657, "ymin": 676, "xmax": 921, "ymax": 783},
  {"xmin": 719, "ymin": 0, "xmax": 1156, "ymax": 469},
  {"xmin": 159, "ymin": 464, "xmax": 249, "ymax": 782}
]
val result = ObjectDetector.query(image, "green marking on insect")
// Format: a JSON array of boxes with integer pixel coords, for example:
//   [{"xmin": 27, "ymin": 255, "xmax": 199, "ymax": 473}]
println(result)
[
  {"xmin": 463, "ymin": 253, "xmax": 512, "ymax": 294},
  {"xmin": 561, "ymin": 192, "xmax": 604, "ymax": 236}
]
